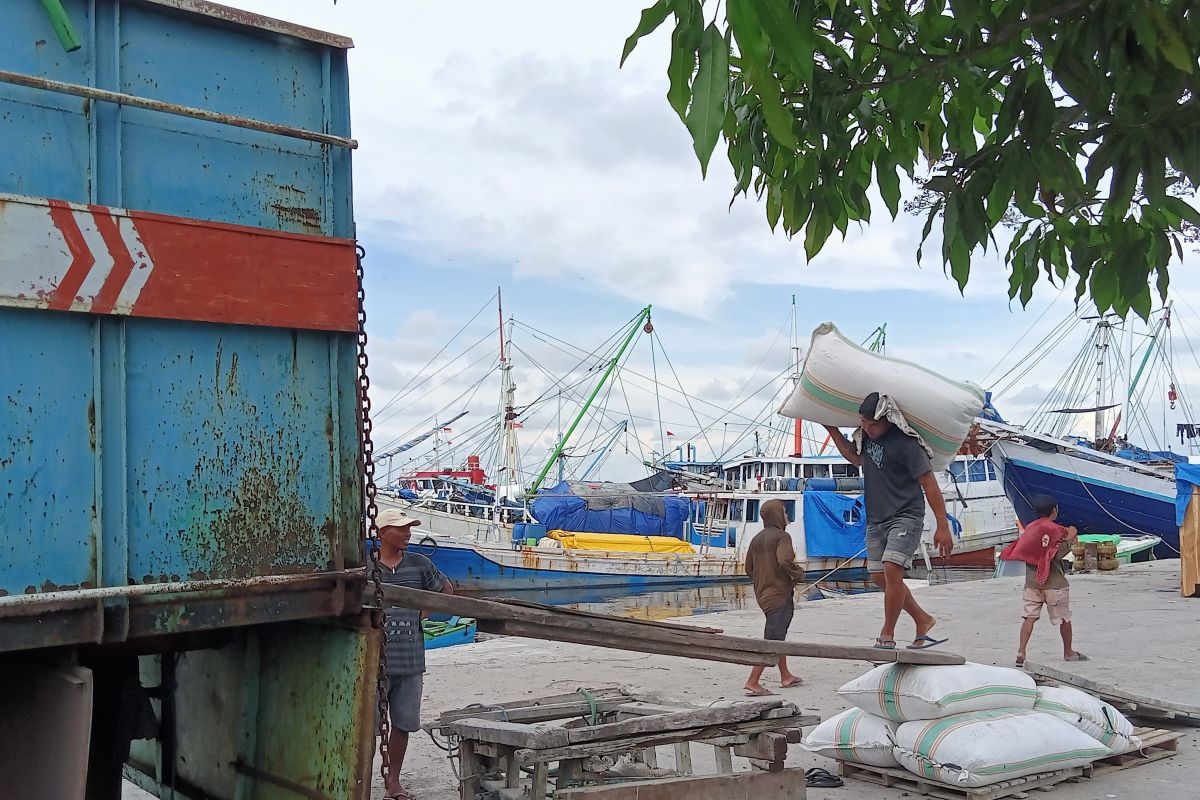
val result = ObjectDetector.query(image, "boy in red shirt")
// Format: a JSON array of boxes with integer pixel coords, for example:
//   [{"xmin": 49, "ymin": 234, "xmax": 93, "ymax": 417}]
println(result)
[{"xmin": 1001, "ymin": 495, "xmax": 1087, "ymax": 667}]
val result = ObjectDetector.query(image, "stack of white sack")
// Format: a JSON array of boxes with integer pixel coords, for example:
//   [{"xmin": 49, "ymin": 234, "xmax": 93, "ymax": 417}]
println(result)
[
  {"xmin": 803, "ymin": 663, "xmax": 1127, "ymax": 787},
  {"xmin": 777, "ymin": 322, "xmax": 985, "ymax": 471}
]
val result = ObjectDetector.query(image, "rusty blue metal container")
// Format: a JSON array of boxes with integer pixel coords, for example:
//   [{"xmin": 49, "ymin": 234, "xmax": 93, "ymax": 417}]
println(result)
[
  {"xmin": 1, "ymin": 0, "xmax": 363, "ymax": 612},
  {"xmin": 1, "ymin": 4, "xmax": 378, "ymax": 798}
]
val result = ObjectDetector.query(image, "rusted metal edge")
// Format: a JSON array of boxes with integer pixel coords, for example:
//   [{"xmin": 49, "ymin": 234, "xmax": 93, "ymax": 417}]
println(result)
[
  {"xmin": 232, "ymin": 762, "xmax": 336, "ymax": 800},
  {"xmin": 142, "ymin": 0, "xmax": 354, "ymax": 49},
  {"xmin": 0, "ymin": 572, "xmax": 367, "ymax": 654},
  {"xmin": 0, "ymin": 571, "xmax": 360, "ymax": 613},
  {"xmin": 0, "ymin": 70, "xmax": 357, "ymax": 149}
]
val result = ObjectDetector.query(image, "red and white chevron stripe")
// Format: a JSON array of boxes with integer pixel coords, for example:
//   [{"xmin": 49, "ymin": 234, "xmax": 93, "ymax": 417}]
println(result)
[{"xmin": 0, "ymin": 193, "xmax": 357, "ymax": 331}]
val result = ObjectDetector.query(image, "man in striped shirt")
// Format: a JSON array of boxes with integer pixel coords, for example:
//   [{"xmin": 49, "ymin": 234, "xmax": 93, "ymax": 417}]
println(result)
[{"xmin": 375, "ymin": 508, "xmax": 454, "ymax": 800}]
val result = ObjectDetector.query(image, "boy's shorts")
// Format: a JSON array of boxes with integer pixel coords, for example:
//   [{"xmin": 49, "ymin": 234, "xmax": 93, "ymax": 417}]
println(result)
[{"xmin": 1022, "ymin": 587, "xmax": 1071, "ymax": 625}]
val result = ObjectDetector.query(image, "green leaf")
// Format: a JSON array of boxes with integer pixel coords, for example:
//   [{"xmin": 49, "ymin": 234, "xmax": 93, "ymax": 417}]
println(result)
[
  {"xmin": 766, "ymin": 183, "xmax": 783, "ymax": 231},
  {"xmin": 1089, "ymin": 263, "xmax": 1118, "ymax": 312},
  {"xmin": 667, "ymin": 3, "xmax": 704, "ymax": 120},
  {"xmin": 1161, "ymin": 196, "xmax": 1200, "ymax": 229},
  {"xmin": 687, "ymin": 23, "xmax": 730, "ymax": 177},
  {"xmin": 621, "ymin": 0, "xmax": 672, "ymax": 66},
  {"xmin": 876, "ymin": 149, "xmax": 902, "ymax": 218},
  {"xmin": 1150, "ymin": 6, "xmax": 1195, "ymax": 74},
  {"xmin": 804, "ymin": 205, "xmax": 835, "ymax": 260},
  {"xmin": 757, "ymin": 1, "xmax": 816, "ymax": 86}
]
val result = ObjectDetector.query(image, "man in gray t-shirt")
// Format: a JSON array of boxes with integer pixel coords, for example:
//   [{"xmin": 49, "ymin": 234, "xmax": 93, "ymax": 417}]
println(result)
[{"xmin": 824, "ymin": 392, "xmax": 954, "ymax": 651}]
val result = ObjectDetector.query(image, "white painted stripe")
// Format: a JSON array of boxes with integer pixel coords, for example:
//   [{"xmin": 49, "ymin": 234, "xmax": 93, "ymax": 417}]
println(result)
[
  {"xmin": 0, "ymin": 202, "xmax": 72, "ymax": 306},
  {"xmin": 71, "ymin": 211, "xmax": 116, "ymax": 309},
  {"xmin": 111, "ymin": 217, "xmax": 155, "ymax": 313}
]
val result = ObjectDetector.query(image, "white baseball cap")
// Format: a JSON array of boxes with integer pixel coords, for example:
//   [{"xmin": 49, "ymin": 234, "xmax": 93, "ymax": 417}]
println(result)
[{"xmin": 377, "ymin": 508, "xmax": 421, "ymax": 529}]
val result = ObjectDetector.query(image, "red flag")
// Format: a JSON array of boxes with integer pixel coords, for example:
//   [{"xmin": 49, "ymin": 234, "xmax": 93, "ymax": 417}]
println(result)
[{"xmin": 666, "ymin": 431, "xmax": 675, "ymax": 436}]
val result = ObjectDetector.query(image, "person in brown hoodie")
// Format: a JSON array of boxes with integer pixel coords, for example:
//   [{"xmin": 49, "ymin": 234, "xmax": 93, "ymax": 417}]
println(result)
[{"xmin": 743, "ymin": 498, "xmax": 805, "ymax": 696}]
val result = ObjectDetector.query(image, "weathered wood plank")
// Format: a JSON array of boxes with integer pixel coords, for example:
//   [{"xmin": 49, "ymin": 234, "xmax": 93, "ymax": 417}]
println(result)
[
  {"xmin": 562, "ymin": 701, "xmax": 788, "ymax": 745},
  {"xmin": 492, "ymin": 597, "xmax": 724, "ymax": 634},
  {"xmin": 446, "ymin": 718, "xmax": 571, "ymax": 749},
  {"xmin": 1026, "ymin": 661, "xmax": 1200, "ymax": 723},
  {"xmin": 556, "ymin": 768, "xmax": 808, "ymax": 800},
  {"xmin": 673, "ymin": 743, "xmax": 693, "ymax": 776},
  {"xmin": 427, "ymin": 688, "xmax": 631, "ymax": 729},
  {"xmin": 732, "ymin": 732, "xmax": 788, "ymax": 763},
  {"xmin": 378, "ymin": 584, "xmax": 965, "ymax": 665},
  {"xmin": 515, "ymin": 716, "xmax": 820, "ymax": 763},
  {"xmin": 480, "ymin": 620, "xmax": 776, "ymax": 667},
  {"xmin": 714, "ymin": 746, "xmax": 733, "ymax": 775}
]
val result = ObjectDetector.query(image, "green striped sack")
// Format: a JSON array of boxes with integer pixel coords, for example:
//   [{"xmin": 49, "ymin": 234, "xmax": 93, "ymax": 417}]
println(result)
[
  {"xmin": 893, "ymin": 709, "xmax": 1111, "ymax": 788},
  {"xmin": 838, "ymin": 663, "xmax": 1039, "ymax": 722},
  {"xmin": 801, "ymin": 708, "xmax": 900, "ymax": 768},
  {"xmin": 1035, "ymin": 686, "xmax": 1142, "ymax": 755}
]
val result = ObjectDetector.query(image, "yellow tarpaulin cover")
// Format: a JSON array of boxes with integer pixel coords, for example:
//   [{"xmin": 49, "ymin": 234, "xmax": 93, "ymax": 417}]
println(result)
[{"xmin": 547, "ymin": 530, "xmax": 695, "ymax": 554}]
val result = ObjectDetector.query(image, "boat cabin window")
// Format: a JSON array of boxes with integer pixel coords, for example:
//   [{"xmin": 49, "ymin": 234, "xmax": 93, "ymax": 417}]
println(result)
[
  {"xmin": 747, "ymin": 500, "xmax": 760, "ymax": 523},
  {"xmin": 831, "ymin": 463, "xmax": 860, "ymax": 478},
  {"xmin": 730, "ymin": 500, "xmax": 743, "ymax": 521},
  {"xmin": 784, "ymin": 500, "xmax": 796, "ymax": 522},
  {"xmin": 949, "ymin": 458, "xmax": 997, "ymax": 483},
  {"xmin": 803, "ymin": 464, "xmax": 831, "ymax": 479}
]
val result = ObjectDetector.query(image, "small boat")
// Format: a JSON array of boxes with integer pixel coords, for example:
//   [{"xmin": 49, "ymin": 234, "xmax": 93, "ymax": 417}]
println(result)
[
  {"xmin": 422, "ymin": 616, "xmax": 477, "ymax": 649},
  {"xmin": 993, "ymin": 533, "xmax": 1161, "ymax": 577}
]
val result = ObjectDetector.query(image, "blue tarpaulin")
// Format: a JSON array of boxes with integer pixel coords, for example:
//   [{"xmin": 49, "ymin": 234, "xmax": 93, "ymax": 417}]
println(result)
[
  {"xmin": 802, "ymin": 491, "xmax": 866, "ymax": 558},
  {"xmin": 530, "ymin": 481, "xmax": 692, "ymax": 538},
  {"xmin": 1174, "ymin": 463, "xmax": 1200, "ymax": 525}
]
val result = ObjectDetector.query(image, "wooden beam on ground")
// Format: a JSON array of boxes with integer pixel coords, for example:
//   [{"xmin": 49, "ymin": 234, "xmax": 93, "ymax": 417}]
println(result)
[
  {"xmin": 1027, "ymin": 661, "xmax": 1200, "ymax": 725},
  {"xmin": 376, "ymin": 584, "xmax": 966, "ymax": 666},
  {"xmin": 478, "ymin": 620, "xmax": 776, "ymax": 667}
]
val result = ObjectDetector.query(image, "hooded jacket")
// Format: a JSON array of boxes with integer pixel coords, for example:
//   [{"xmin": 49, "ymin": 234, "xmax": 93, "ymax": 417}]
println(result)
[{"xmin": 744, "ymin": 500, "xmax": 805, "ymax": 611}]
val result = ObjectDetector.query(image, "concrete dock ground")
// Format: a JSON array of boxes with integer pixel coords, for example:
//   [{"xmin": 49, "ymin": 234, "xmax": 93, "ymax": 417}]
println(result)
[{"xmin": 392, "ymin": 562, "xmax": 1197, "ymax": 800}]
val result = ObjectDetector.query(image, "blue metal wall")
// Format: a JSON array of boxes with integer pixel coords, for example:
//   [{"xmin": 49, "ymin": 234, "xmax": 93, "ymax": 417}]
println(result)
[
  {"xmin": 0, "ymin": 2, "xmax": 361, "ymax": 597},
  {"xmin": 0, "ymin": 0, "xmax": 353, "ymax": 236}
]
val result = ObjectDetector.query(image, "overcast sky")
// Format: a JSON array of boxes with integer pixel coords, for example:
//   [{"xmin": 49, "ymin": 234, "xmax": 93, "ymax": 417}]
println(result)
[{"xmin": 228, "ymin": 1, "xmax": 1200, "ymax": 482}]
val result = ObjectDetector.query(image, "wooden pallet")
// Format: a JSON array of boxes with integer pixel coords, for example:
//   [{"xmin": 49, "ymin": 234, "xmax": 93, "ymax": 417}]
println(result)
[
  {"xmin": 837, "ymin": 761, "xmax": 1091, "ymax": 800},
  {"xmin": 1092, "ymin": 726, "xmax": 1185, "ymax": 774},
  {"xmin": 837, "ymin": 727, "xmax": 1183, "ymax": 799}
]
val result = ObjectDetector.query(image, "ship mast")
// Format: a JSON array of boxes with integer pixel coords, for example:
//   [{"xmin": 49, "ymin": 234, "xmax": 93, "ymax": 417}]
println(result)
[
  {"xmin": 495, "ymin": 289, "xmax": 522, "ymax": 504},
  {"xmin": 790, "ymin": 294, "xmax": 803, "ymax": 458}
]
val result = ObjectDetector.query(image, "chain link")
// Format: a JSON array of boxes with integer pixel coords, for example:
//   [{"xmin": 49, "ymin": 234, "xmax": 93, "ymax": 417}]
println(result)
[{"xmin": 356, "ymin": 244, "xmax": 392, "ymax": 785}]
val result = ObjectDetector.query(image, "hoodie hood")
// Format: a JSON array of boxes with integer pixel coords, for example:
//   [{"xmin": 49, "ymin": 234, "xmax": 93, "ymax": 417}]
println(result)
[{"xmin": 761, "ymin": 498, "xmax": 788, "ymax": 530}]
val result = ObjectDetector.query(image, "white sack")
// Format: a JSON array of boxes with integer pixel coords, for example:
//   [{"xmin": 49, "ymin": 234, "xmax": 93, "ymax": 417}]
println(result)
[
  {"xmin": 838, "ymin": 662, "xmax": 1038, "ymax": 722},
  {"xmin": 801, "ymin": 708, "xmax": 900, "ymax": 768},
  {"xmin": 778, "ymin": 322, "xmax": 985, "ymax": 471},
  {"xmin": 1035, "ymin": 686, "xmax": 1142, "ymax": 754},
  {"xmin": 893, "ymin": 709, "xmax": 1110, "ymax": 788}
]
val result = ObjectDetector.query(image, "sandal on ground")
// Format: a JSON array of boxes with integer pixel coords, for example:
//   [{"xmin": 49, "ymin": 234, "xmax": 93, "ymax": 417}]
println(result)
[
  {"xmin": 805, "ymin": 767, "xmax": 844, "ymax": 788},
  {"xmin": 1064, "ymin": 652, "xmax": 1090, "ymax": 662},
  {"xmin": 1015, "ymin": 656, "xmax": 1026, "ymax": 668},
  {"xmin": 873, "ymin": 637, "xmax": 897, "ymax": 650},
  {"xmin": 383, "ymin": 789, "xmax": 414, "ymax": 800},
  {"xmin": 780, "ymin": 677, "xmax": 804, "ymax": 688},
  {"xmin": 908, "ymin": 635, "xmax": 949, "ymax": 650}
]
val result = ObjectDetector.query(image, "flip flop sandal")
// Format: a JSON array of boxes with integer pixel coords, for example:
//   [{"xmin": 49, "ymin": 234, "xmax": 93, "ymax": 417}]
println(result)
[
  {"xmin": 805, "ymin": 767, "xmax": 844, "ymax": 788},
  {"xmin": 908, "ymin": 635, "xmax": 949, "ymax": 650},
  {"xmin": 873, "ymin": 638, "xmax": 897, "ymax": 650},
  {"xmin": 1015, "ymin": 656, "xmax": 1026, "ymax": 668},
  {"xmin": 1065, "ymin": 652, "xmax": 1090, "ymax": 662}
]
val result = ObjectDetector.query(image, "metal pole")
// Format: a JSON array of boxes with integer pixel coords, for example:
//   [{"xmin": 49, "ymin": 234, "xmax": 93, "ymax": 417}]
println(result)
[
  {"xmin": 529, "ymin": 306, "xmax": 652, "ymax": 493},
  {"xmin": 0, "ymin": 69, "xmax": 358, "ymax": 149}
]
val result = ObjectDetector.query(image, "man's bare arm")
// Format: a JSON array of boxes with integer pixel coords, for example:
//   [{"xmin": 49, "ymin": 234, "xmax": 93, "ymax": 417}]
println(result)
[{"xmin": 822, "ymin": 425, "xmax": 863, "ymax": 466}]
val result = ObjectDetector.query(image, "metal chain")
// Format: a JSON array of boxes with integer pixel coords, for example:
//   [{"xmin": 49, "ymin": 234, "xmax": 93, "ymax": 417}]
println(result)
[{"xmin": 356, "ymin": 244, "xmax": 392, "ymax": 785}]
